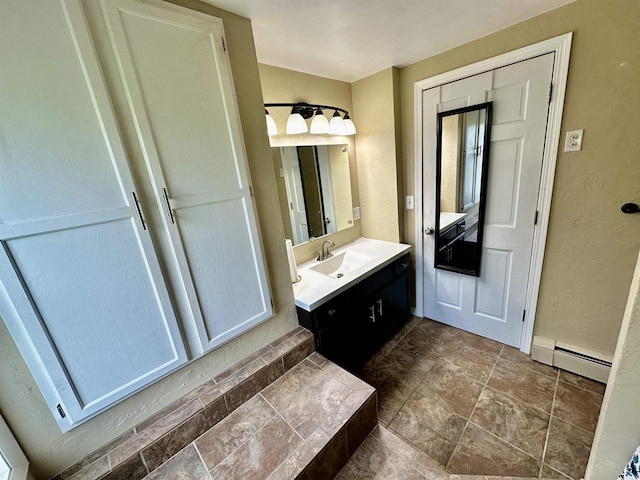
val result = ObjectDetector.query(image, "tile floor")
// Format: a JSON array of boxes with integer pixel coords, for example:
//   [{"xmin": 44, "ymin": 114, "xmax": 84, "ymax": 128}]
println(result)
[{"xmin": 345, "ymin": 317, "xmax": 605, "ymax": 479}]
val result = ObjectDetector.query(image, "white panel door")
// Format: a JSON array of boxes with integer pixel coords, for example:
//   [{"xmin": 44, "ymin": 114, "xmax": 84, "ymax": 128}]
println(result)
[
  {"xmin": 281, "ymin": 148, "xmax": 310, "ymax": 245},
  {"xmin": 423, "ymin": 54, "xmax": 554, "ymax": 347},
  {"xmin": 101, "ymin": 0, "xmax": 273, "ymax": 354},
  {"xmin": 0, "ymin": 0, "xmax": 187, "ymax": 430}
]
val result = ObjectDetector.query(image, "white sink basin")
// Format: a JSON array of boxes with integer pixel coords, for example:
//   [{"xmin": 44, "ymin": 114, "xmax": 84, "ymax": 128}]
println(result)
[{"xmin": 310, "ymin": 250, "xmax": 376, "ymax": 279}]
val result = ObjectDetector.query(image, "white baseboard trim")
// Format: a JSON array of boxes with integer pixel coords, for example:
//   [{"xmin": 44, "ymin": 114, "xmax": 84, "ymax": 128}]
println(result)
[{"xmin": 531, "ymin": 336, "xmax": 611, "ymax": 384}]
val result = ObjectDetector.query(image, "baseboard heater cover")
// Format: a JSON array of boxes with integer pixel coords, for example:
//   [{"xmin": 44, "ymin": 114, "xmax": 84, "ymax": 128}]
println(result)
[{"xmin": 531, "ymin": 336, "xmax": 611, "ymax": 384}]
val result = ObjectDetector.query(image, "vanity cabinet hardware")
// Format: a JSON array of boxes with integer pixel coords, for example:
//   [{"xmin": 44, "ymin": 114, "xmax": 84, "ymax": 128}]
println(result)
[
  {"xmin": 424, "ymin": 227, "xmax": 435, "ymax": 235},
  {"xmin": 328, "ymin": 308, "xmax": 336, "ymax": 316},
  {"xmin": 369, "ymin": 305, "xmax": 376, "ymax": 323},
  {"xmin": 376, "ymin": 299, "xmax": 383, "ymax": 316}
]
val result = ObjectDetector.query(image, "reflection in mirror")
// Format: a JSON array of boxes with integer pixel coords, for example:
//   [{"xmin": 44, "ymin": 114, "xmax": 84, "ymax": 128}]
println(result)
[
  {"xmin": 272, "ymin": 145, "xmax": 353, "ymax": 246},
  {"xmin": 435, "ymin": 102, "xmax": 492, "ymax": 276}
]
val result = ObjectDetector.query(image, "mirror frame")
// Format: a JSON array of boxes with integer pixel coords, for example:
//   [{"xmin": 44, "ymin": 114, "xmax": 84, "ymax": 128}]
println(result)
[{"xmin": 434, "ymin": 102, "xmax": 493, "ymax": 277}]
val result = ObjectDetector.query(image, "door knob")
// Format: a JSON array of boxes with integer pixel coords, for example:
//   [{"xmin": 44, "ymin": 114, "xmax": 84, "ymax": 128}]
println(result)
[{"xmin": 424, "ymin": 227, "xmax": 435, "ymax": 235}]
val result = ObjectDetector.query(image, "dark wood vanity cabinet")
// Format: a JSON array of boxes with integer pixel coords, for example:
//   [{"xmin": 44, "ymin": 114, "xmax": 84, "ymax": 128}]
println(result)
[{"xmin": 296, "ymin": 254, "xmax": 411, "ymax": 368}]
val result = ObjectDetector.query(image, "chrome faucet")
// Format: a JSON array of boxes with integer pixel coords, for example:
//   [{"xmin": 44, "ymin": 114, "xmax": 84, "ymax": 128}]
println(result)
[{"xmin": 316, "ymin": 240, "xmax": 335, "ymax": 261}]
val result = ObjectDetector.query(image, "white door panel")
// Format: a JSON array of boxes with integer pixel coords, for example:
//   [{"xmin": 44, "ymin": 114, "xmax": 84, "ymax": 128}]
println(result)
[
  {"xmin": 423, "ymin": 54, "xmax": 554, "ymax": 346},
  {"xmin": 0, "ymin": 0, "xmax": 187, "ymax": 430},
  {"xmin": 281, "ymin": 148, "xmax": 310, "ymax": 244},
  {"xmin": 101, "ymin": 0, "xmax": 273, "ymax": 355}
]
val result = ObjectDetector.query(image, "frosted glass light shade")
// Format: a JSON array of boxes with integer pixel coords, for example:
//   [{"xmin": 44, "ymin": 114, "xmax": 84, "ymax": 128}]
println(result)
[
  {"xmin": 328, "ymin": 111, "xmax": 345, "ymax": 135},
  {"xmin": 286, "ymin": 112, "xmax": 308, "ymax": 134},
  {"xmin": 342, "ymin": 114, "xmax": 356, "ymax": 135},
  {"xmin": 265, "ymin": 111, "xmax": 278, "ymax": 136},
  {"xmin": 310, "ymin": 110, "xmax": 329, "ymax": 134}
]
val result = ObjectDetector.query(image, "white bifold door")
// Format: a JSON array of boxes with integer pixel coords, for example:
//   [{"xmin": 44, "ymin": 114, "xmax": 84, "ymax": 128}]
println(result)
[
  {"xmin": 422, "ymin": 54, "xmax": 554, "ymax": 347},
  {"xmin": 0, "ymin": 0, "xmax": 272, "ymax": 430},
  {"xmin": 0, "ymin": 0, "xmax": 188, "ymax": 429},
  {"xmin": 100, "ymin": 0, "xmax": 272, "ymax": 355}
]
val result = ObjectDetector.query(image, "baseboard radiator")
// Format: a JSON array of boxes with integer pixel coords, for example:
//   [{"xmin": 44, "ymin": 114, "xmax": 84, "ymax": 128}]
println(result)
[{"xmin": 531, "ymin": 336, "xmax": 611, "ymax": 384}]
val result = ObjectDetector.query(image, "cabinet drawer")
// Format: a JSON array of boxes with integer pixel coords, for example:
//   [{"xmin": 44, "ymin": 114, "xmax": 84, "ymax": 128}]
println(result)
[{"xmin": 393, "ymin": 254, "xmax": 411, "ymax": 276}]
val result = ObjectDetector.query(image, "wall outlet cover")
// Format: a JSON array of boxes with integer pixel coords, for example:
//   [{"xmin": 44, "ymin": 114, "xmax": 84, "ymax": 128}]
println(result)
[
  {"xmin": 564, "ymin": 129, "xmax": 584, "ymax": 152},
  {"xmin": 353, "ymin": 206, "xmax": 360, "ymax": 220}
]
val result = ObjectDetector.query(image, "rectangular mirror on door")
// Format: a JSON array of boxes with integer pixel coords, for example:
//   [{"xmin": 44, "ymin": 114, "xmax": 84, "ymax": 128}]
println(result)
[
  {"xmin": 272, "ymin": 145, "xmax": 354, "ymax": 246},
  {"xmin": 435, "ymin": 102, "xmax": 492, "ymax": 276}
]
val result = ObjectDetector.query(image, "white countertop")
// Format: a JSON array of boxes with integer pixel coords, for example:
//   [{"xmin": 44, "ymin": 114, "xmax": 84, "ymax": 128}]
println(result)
[
  {"xmin": 439, "ymin": 212, "xmax": 467, "ymax": 232},
  {"xmin": 293, "ymin": 237, "xmax": 411, "ymax": 311}
]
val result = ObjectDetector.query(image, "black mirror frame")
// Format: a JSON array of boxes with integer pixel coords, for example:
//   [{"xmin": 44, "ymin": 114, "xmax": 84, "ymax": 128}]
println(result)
[{"xmin": 434, "ymin": 101, "xmax": 493, "ymax": 277}]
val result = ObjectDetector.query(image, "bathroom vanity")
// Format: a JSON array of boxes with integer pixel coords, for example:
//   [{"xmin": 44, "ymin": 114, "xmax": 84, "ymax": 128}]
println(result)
[{"xmin": 294, "ymin": 238, "xmax": 411, "ymax": 367}]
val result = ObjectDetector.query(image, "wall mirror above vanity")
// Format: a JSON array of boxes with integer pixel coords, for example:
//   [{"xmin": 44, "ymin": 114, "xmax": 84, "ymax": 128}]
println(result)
[
  {"xmin": 272, "ymin": 144, "xmax": 354, "ymax": 246},
  {"xmin": 435, "ymin": 102, "xmax": 492, "ymax": 276}
]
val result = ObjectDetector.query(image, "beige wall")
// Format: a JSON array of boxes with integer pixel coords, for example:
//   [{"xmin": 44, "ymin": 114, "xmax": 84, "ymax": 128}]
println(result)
[
  {"xmin": 0, "ymin": 2, "xmax": 299, "ymax": 478},
  {"xmin": 400, "ymin": 0, "xmax": 640, "ymax": 358},
  {"xmin": 587, "ymin": 250, "xmax": 640, "ymax": 478},
  {"xmin": 258, "ymin": 64, "xmax": 362, "ymax": 263},
  {"xmin": 352, "ymin": 67, "xmax": 404, "ymax": 242}
]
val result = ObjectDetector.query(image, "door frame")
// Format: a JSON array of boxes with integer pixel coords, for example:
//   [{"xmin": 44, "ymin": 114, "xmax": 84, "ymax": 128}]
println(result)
[{"xmin": 413, "ymin": 33, "xmax": 573, "ymax": 353}]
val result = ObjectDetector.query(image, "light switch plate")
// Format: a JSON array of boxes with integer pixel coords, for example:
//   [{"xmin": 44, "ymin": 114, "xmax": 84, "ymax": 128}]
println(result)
[
  {"xmin": 353, "ymin": 206, "xmax": 360, "ymax": 221},
  {"xmin": 405, "ymin": 196, "xmax": 415, "ymax": 210},
  {"xmin": 564, "ymin": 129, "xmax": 584, "ymax": 152}
]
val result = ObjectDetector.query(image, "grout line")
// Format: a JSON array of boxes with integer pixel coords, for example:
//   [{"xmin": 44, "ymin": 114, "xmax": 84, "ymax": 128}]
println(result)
[
  {"xmin": 539, "ymin": 369, "xmax": 560, "ymax": 477},
  {"xmin": 556, "ymin": 375, "xmax": 605, "ymax": 397},
  {"xmin": 193, "ymin": 442, "xmax": 212, "ymax": 474},
  {"xmin": 497, "ymin": 354, "xmax": 558, "ymax": 380},
  {"xmin": 258, "ymin": 393, "xmax": 304, "ymax": 441},
  {"xmin": 447, "ymin": 352, "xmax": 500, "ymax": 470},
  {"xmin": 466, "ymin": 419, "xmax": 542, "ymax": 464},
  {"xmin": 139, "ymin": 452, "xmax": 150, "ymax": 475}
]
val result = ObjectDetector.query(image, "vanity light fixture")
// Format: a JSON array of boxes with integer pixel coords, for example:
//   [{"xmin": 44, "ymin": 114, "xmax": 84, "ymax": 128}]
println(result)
[
  {"xmin": 265, "ymin": 109, "xmax": 278, "ymax": 136},
  {"xmin": 264, "ymin": 102, "xmax": 356, "ymax": 136},
  {"xmin": 327, "ymin": 110, "xmax": 346, "ymax": 135},
  {"xmin": 310, "ymin": 109, "xmax": 329, "ymax": 134}
]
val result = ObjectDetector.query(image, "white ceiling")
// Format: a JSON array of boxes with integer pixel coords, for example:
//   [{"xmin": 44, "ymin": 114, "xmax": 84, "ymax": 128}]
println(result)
[{"xmin": 206, "ymin": 0, "xmax": 575, "ymax": 82}]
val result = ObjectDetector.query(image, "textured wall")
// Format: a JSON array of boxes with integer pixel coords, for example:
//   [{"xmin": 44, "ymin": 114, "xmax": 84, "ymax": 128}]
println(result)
[
  {"xmin": 586, "ymin": 250, "xmax": 640, "ymax": 478},
  {"xmin": 400, "ymin": 0, "xmax": 640, "ymax": 358},
  {"xmin": 258, "ymin": 63, "xmax": 362, "ymax": 263},
  {"xmin": 352, "ymin": 67, "xmax": 403, "ymax": 243},
  {"xmin": 0, "ymin": 1, "xmax": 298, "ymax": 478}
]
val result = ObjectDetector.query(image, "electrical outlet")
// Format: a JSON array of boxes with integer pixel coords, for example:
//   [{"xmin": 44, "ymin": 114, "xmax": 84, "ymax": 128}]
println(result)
[
  {"xmin": 405, "ymin": 196, "xmax": 415, "ymax": 210},
  {"xmin": 353, "ymin": 206, "xmax": 360, "ymax": 221},
  {"xmin": 564, "ymin": 129, "xmax": 584, "ymax": 152}
]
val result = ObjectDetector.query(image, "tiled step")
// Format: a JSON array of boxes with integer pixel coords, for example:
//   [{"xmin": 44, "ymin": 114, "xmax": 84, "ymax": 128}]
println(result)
[
  {"xmin": 140, "ymin": 353, "xmax": 377, "ymax": 479},
  {"xmin": 336, "ymin": 424, "xmax": 450, "ymax": 479},
  {"xmin": 53, "ymin": 327, "xmax": 316, "ymax": 480}
]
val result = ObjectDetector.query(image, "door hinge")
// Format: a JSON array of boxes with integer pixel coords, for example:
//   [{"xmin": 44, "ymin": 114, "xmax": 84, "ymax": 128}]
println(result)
[
  {"xmin": 522, "ymin": 310, "xmax": 526, "ymax": 322},
  {"xmin": 57, "ymin": 403, "xmax": 66, "ymax": 418},
  {"xmin": 249, "ymin": 185, "xmax": 254, "ymax": 197},
  {"xmin": 534, "ymin": 210, "xmax": 539, "ymax": 225},
  {"xmin": 548, "ymin": 83, "xmax": 553, "ymax": 104},
  {"xmin": 270, "ymin": 298, "xmax": 274, "ymax": 310},
  {"xmin": 221, "ymin": 36, "xmax": 227, "ymax": 52}
]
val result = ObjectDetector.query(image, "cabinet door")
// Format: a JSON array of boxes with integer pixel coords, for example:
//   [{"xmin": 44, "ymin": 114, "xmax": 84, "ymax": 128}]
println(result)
[
  {"xmin": 100, "ymin": 0, "xmax": 273, "ymax": 355},
  {"xmin": 374, "ymin": 270, "xmax": 411, "ymax": 337},
  {"xmin": 0, "ymin": 0, "xmax": 187, "ymax": 430}
]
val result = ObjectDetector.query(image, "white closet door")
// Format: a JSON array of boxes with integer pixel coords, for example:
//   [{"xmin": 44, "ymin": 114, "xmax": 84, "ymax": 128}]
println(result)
[
  {"xmin": 0, "ymin": 0, "xmax": 188, "ymax": 430},
  {"xmin": 100, "ymin": 0, "xmax": 273, "ymax": 354}
]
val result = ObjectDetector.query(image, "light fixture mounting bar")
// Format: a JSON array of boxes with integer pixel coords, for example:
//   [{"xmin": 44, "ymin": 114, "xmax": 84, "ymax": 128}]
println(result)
[{"xmin": 264, "ymin": 102, "xmax": 349, "ymax": 118}]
